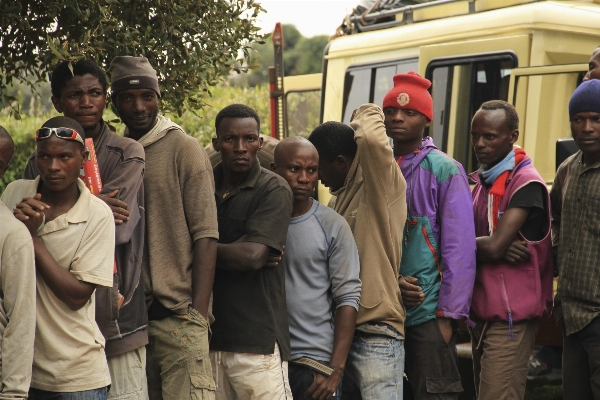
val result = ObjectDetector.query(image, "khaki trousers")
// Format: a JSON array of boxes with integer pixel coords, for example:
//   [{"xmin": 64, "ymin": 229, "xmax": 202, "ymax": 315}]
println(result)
[
  {"xmin": 108, "ymin": 347, "xmax": 149, "ymax": 399},
  {"xmin": 147, "ymin": 307, "xmax": 215, "ymax": 400},
  {"xmin": 470, "ymin": 319, "xmax": 539, "ymax": 400},
  {"xmin": 210, "ymin": 343, "xmax": 292, "ymax": 400}
]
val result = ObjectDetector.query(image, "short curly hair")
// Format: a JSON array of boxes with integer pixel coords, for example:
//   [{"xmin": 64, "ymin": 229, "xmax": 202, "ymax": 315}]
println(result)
[
  {"xmin": 478, "ymin": 100, "xmax": 519, "ymax": 131},
  {"xmin": 51, "ymin": 60, "xmax": 107, "ymax": 98},
  {"xmin": 215, "ymin": 104, "xmax": 261, "ymax": 135},
  {"xmin": 308, "ymin": 121, "xmax": 357, "ymax": 162}
]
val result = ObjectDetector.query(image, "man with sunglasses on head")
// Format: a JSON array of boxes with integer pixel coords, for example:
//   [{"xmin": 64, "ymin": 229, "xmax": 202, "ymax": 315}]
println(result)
[
  {"xmin": 23, "ymin": 60, "xmax": 148, "ymax": 400},
  {"xmin": 2, "ymin": 116, "xmax": 115, "ymax": 399},
  {"xmin": 110, "ymin": 56, "xmax": 218, "ymax": 400},
  {"xmin": 0, "ymin": 127, "xmax": 36, "ymax": 399}
]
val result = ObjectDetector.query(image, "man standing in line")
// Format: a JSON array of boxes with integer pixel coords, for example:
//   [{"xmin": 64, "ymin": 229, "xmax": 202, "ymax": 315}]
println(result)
[
  {"xmin": 23, "ymin": 60, "xmax": 148, "ymax": 400},
  {"xmin": 0, "ymin": 128, "xmax": 36, "ymax": 399},
  {"xmin": 111, "ymin": 56, "xmax": 218, "ymax": 400},
  {"xmin": 470, "ymin": 101, "xmax": 553, "ymax": 400},
  {"xmin": 3, "ymin": 116, "xmax": 115, "ymax": 399},
  {"xmin": 383, "ymin": 72, "xmax": 477, "ymax": 399},
  {"xmin": 270, "ymin": 136, "xmax": 362, "ymax": 400},
  {"xmin": 552, "ymin": 79, "xmax": 600, "ymax": 400},
  {"xmin": 209, "ymin": 104, "xmax": 293, "ymax": 400},
  {"xmin": 309, "ymin": 104, "xmax": 407, "ymax": 399}
]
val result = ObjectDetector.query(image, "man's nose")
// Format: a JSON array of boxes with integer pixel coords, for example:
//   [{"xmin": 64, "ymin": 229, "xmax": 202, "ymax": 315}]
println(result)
[
  {"xmin": 233, "ymin": 138, "xmax": 247, "ymax": 152},
  {"xmin": 133, "ymin": 98, "xmax": 145, "ymax": 113},
  {"xmin": 298, "ymin": 170, "xmax": 310, "ymax": 183},
  {"xmin": 49, "ymin": 158, "xmax": 61, "ymax": 171},
  {"xmin": 472, "ymin": 136, "xmax": 485, "ymax": 149},
  {"xmin": 80, "ymin": 94, "xmax": 92, "ymax": 107}
]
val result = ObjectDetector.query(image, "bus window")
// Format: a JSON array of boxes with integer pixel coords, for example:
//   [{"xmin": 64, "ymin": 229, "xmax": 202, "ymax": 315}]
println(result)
[
  {"xmin": 430, "ymin": 66, "xmax": 452, "ymax": 152},
  {"xmin": 342, "ymin": 58, "xmax": 418, "ymax": 124},
  {"xmin": 342, "ymin": 69, "xmax": 371, "ymax": 124},
  {"xmin": 426, "ymin": 53, "xmax": 517, "ymax": 173},
  {"xmin": 286, "ymin": 90, "xmax": 321, "ymax": 138}
]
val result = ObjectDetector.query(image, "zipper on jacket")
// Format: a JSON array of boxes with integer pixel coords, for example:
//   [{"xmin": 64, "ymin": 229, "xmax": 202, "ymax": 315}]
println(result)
[
  {"xmin": 421, "ymin": 226, "xmax": 442, "ymax": 277},
  {"xmin": 500, "ymin": 274, "xmax": 515, "ymax": 341},
  {"xmin": 404, "ymin": 219, "xmax": 418, "ymax": 246}
]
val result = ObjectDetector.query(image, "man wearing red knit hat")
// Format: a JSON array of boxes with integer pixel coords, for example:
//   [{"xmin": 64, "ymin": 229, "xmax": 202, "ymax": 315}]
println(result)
[{"xmin": 384, "ymin": 71, "xmax": 476, "ymax": 399}]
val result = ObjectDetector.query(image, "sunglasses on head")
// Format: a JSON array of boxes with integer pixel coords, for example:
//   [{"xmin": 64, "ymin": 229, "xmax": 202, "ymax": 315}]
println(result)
[{"xmin": 35, "ymin": 127, "xmax": 85, "ymax": 146}]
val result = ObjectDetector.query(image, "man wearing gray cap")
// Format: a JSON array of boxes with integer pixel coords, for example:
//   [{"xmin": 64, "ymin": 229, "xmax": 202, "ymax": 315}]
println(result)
[
  {"xmin": 551, "ymin": 79, "xmax": 600, "ymax": 400},
  {"xmin": 111, "ymin": 56, "xmax": 218, "ymax": 400}
]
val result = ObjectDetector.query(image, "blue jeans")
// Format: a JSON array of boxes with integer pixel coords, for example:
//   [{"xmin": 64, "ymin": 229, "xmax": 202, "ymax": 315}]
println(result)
[
  {"xmin": 29, "ymin": 386, "xmax": 109, "ymax": 400},
  {"xmin": 288, "ymin": 363, "xmax": 342, "ymax": 400},
  {"xmin": 342, "ymin": 331, "xmax": 405, "ymax": 400}
]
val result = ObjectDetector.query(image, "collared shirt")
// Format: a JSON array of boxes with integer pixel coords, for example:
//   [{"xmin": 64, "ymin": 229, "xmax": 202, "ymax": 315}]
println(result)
[
  {"xmin": 1, "ymin": 177, "xmax": 114, "ymax": 392},
  {"xmin": 23, "ymin": 122, "xmax": 147, "ymax": 356},
  {"xmin": 0, "ymin": 201, "xmax": 36, "ymax": 399},
  {"xmin": 210, "ymin": 160, "xmax": 293, "ymax": 359},
  {"xmin": 551, "ymin": 151, "xmax": 600, "ymax": 335}
]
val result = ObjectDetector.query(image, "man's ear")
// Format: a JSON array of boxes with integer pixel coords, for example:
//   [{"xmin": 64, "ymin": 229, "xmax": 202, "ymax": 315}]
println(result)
[
  {"xmin": 81, "ymin": 149, "xmax": 89, "ymax": 166},
  {"xmin": 269, "ymin": 162, "xmax": 277, "ymax": 173},
  {"xmin": 510, "ymin": 129, "xmax": 519, "ymax": 145},
  {"xmin": 51, "ymin": 96, "xmax": 63, "ymax": 114},
  {"xmin": 212, "ymin": 137, "xmax": 220, "ymax": 152},
  {"xmin": 335, "ymin": 154, "xmax": 350, "ymax": 168},
  {"xmin": 258, "ymin": 135, "xmax": 264, "ymax": 151}
]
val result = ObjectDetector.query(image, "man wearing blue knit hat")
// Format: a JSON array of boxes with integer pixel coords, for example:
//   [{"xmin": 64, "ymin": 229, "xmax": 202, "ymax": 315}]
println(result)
[{"xmin": 551, "ymin": 79, "xmax": 600, "ymax": 400}]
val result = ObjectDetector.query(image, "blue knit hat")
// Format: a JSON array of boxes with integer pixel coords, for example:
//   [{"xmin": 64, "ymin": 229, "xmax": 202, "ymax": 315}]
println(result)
[{"xmin": 569, "ymin": 79, "xmax": 600, "ymax": 118}]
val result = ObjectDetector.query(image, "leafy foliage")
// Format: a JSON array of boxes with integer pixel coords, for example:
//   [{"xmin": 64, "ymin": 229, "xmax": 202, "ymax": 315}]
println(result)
[
  {"xmin": 0, "ymin": 0, "xmax": 266, "ymax": 116},
  {"xmin": 0, "ymin": 83, "xmax": 274, "ymax": 192},
  {"xmin": 236, "ymin": 24, "xmax": 328, "ymax": 87}
]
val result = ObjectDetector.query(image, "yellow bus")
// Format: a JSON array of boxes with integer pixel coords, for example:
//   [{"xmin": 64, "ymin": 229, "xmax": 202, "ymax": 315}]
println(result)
[{"xmin": 319, "ymin": 0, "xmax": 599, "ymax": 182}]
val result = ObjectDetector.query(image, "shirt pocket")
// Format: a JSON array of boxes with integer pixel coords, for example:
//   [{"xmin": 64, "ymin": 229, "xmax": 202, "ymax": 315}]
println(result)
[
  {"xmin": 218, "ymin": 214, "xmax": 249, "ymax": 242},
  {"xmin": 585, "ymin": 196, "xmax": 600, "ymax": 236}
]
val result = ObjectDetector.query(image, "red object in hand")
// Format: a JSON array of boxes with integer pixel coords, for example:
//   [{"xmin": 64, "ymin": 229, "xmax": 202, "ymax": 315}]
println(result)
[
  {"xmin": 79, "ymin": 139, "xmax": 116, "ymax": 274},
  {"xmin": 80, "ymin": 138, "xmax": 103, "ymax": 195}
]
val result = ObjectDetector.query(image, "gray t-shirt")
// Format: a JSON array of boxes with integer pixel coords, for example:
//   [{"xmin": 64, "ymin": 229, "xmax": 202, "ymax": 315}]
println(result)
[{"xmin": 285, "ymin": 200, "xmax": 362, "ymax": 362}]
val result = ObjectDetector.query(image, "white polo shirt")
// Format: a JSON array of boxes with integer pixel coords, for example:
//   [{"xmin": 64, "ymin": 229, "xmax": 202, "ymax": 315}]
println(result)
[{"xmin": 1, "ymin": 177, "xmax": 114, "ymax": 392}]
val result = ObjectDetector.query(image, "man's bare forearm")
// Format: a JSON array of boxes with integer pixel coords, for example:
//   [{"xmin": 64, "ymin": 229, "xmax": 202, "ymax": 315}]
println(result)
[
  {"xmin": 330, "ymin": 305, "xmax": 357, "ymax": 374},
  {"xmin": 32, "ymin": 237, "xmax": 96, "ymax": 311},
  {"xmin": 216, "ymin": 241, "xmax": 270, "ymax": 271},
  {"xmin": 191, "ymin": 237, "xmax": 217, "ymax": 319}
]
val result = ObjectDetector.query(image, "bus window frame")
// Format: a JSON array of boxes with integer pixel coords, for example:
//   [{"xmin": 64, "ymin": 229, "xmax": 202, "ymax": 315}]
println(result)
[
  {"xmin": 341, "ymin": 57, "xmax": 419, "ymax": 123},
  {"xmin": 425, "ymin": 51, "xmax": 519, "ymax": 172}
]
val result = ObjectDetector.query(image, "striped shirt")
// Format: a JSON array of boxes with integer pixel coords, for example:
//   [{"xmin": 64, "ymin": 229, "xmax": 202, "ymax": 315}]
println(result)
[{"xmin": 551, "ymin": 151, "xmax": 600, "ymax": 336}]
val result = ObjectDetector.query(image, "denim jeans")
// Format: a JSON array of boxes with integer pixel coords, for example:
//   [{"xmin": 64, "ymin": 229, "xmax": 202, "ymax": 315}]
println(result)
[
  {"xmin": 342, "ymin": 331, "xmax": 405, "ymax": 400},
  {"xmin": 29, "ymin": 386, "xmax": 109, "ymax": 400},
  {"xmin": 288, "ymin": 363, "xmax": 342, "ymax": 400}
]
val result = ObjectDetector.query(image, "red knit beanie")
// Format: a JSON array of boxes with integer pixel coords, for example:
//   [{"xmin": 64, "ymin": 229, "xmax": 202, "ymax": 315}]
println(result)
[{"xmin": 382, "ymin": 71, "xmax": 433, "ymax": 121}]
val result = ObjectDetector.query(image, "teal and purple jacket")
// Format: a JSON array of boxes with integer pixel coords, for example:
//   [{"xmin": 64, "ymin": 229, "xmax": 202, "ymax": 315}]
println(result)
[{"xmin": 397, "ymin": 137, "xmax": 477, "ymax": 327}]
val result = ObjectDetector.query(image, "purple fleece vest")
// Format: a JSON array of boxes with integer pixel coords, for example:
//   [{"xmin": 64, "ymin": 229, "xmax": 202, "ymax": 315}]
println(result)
[{"xmin": 471, "ymin": 161, "xmax": 554, "ymax": 322}]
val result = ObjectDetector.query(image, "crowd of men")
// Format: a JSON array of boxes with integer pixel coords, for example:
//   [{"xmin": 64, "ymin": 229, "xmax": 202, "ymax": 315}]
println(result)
[{"xmin": 0, "ymin": 47, "xmax": 599, "ymax": 400}]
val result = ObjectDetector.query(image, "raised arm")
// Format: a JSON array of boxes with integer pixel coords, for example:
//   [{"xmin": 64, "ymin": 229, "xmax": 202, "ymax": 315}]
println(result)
[{"xmin": 350, "ymin": 104, "xmax": 406, "ymax": 208}]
